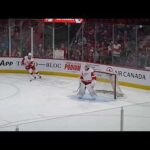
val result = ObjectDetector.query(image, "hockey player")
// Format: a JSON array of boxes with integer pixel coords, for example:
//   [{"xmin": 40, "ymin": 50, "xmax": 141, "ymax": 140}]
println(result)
[
  {"xmin": 21, "ymin": 52, "xmax": 42, "ymax": 81},
  {"xmin": 78, "ymin": 64, "xmax": 97, "ymax": 100}
]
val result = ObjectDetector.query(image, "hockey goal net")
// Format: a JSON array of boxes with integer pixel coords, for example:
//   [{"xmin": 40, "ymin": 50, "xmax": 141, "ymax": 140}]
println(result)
[{"xmin": 94, "ymin": 71, "xmax": 124, "ymax": 99}]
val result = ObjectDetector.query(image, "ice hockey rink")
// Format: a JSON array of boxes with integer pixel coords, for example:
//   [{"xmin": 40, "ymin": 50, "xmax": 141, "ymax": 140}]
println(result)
[{"xmin": 0, "ymin": 73, "xmax": 150, "ymax": 131}]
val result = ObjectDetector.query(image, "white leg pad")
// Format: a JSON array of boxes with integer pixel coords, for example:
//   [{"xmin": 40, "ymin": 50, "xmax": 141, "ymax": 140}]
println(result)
[
  {"xmin": 77, "ymin": 82, "xmax": 86, "ymax": 98},
  {"xmin": 86, "ymin": 84, "xmax": 97, "ymax": 98}
]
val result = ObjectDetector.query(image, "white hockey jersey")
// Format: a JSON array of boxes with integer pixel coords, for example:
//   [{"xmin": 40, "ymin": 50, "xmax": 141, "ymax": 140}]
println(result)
[
  {"xmin": 22, "ymin": 56, "xmax": 34, "ymax": 67},
  {"xmin": 80, "ymin": 68, "xmax": 96, "ymax": 85}
]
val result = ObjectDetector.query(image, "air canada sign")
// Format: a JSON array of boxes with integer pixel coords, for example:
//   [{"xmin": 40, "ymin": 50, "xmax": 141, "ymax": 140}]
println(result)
[
  {"xmin": 115, "ymin": 70, "xmax": 146, "ymax": 80},
  {"xmin": 106, "ymin": 67, "xmax": 146, "ymax": 80},
  {"xmin": 64, "ymin": 62, "xmax": 81, "ymax": 72}
]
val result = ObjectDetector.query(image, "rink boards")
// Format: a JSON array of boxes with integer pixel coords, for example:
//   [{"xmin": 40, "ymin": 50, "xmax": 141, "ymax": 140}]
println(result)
[{"xmin": 0, "ymin": 57, "xmax": 150, "ymax": 90}]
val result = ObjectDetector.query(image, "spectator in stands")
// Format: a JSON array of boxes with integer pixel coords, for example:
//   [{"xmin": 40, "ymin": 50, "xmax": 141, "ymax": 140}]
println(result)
[
  {"xmin": 138, "ymin": 49, "xmax": 147, "ymax": 68},
  {"xmin": 107, "ymin": 41, "xmax": 113, "ymax": 55},
  {"xmin": 83, "ymin": 36, "xmax": 87, "ymax": 45},
  {"xmin": 99, "ymin": 41, "xmax": 108, "ymax": 64},
  {"xmin": 11, "ymin": 47, "xmax": 19, "ymax": 57},
  {"xmin": 125, "ymin": 52, "xmax": 137, "ymax": 67},
  {"xmin": 46, "ymin": 46, "xmax": 53, "ymax": 59},
  {"xmin": 94, "ymin": 43, "xmax": 100, "ymax": 63},
  {"xmin": 60, "ymin": 42, "xmax": 68, "ymax": 59},
  {"xmin": 112, "ymin": 41, "xmax": 122, "ymax": 64},
  {"xmin": 106, "ymin": 41, "xmax": 113, "ymax": 64},
  {"xmin": 145, "ymin": 47, "xmax": 150, "ymax": 67},
  {"xmin": 88, "ymin": 47, "xmax": 94, "ymax": 62},
  {"xmin": 36, "ymin": 43, "xmax": 45, "ymax": 58},
  {"xmin": 70, "ymin": 50, "xmax": 75, "ymax": 60},
  {"xmin": 74, "ymin": 49, "xmax": 81, "ymax": 61}
]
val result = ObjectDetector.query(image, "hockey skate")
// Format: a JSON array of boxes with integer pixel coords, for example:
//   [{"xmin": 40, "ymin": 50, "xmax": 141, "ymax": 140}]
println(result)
[
  {"xmin": 78, "ymin": 96, "xmax": 83, "ymax": 99},
  {"xmin": 35, "ymin": 72, "xmax": 42, "ymax": 79},
  {"xmin": 30, "ymin": 76, "xmax": 36, "ymax": 82}
]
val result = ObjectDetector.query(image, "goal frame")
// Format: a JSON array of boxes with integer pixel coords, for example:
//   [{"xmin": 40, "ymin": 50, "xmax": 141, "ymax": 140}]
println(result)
[{"xmin": 94, "ymin": 70, "xmax": 117, "ymax": 99}]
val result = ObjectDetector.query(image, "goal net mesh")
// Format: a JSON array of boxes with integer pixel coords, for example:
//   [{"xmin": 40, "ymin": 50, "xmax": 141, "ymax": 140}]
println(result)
[{"xmin": 94, "ymin": 71, "xmax": 124, "ymax": 99}]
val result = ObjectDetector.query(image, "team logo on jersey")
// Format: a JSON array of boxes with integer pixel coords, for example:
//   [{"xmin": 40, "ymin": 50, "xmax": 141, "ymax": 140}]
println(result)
[{"xmin": 106, "ymin": 67, "xmax": 113, "ymax": 72}]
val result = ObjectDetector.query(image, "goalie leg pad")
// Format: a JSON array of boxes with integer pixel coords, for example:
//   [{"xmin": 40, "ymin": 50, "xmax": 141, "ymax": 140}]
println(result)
[
  {"xmin": 86, "ymin": 84, "xmax": 97, "ymax": 98},
  {"xmin": 77, "ymin": 82, "xmax": 86, "ymax": 98},
  {"xmin": 91, "ymin": 80, "xmax": 96, "ymax": 88}
]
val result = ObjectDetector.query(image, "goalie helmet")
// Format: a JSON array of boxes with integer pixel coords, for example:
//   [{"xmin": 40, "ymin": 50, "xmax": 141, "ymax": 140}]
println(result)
[
  {"xmin": 28, "ymin": 52, "xmax": 32, "ymax": 59},
  {"xmin": 84, "ymin": 64, "xmax": 90, "ymax": 70},
  {"xmin": 28, "ymin": 52, "xmax": 32, "ymax": 56}
]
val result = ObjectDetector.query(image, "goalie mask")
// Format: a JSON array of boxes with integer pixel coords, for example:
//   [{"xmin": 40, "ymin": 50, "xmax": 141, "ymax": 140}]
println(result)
[
  {"xmin": 28, "ymin": 52, "xmax": 32, "ymax": 59},
  {"xmin": 84, "ymin": 64, "xmax": 90, "ymax": 70}
]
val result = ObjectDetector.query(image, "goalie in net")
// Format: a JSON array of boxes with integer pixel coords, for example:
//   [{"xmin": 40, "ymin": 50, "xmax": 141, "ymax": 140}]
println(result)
[
  {"xmin": 78, "ymin": 64, "xmax": 97, "ymax": 100},
  {"xmin": 77, "ymin": 64, "xmax": 124, "ymax": 100}
]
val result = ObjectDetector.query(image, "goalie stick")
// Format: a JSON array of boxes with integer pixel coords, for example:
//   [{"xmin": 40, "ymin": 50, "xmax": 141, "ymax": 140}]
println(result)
[
  {"xmin": 73, "ymin": 83, "xmax": 81, "ymax": 93},
  {"xmin": 73, "ymin": 83, "xmax": 87, "ymax": 94}
]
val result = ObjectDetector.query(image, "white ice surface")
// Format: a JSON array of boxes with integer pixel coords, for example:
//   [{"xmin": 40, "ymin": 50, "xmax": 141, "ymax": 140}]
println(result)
[{"xmin": 0, "ymin": 73, "xmax": 150, "ymax": 131}]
